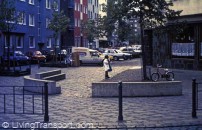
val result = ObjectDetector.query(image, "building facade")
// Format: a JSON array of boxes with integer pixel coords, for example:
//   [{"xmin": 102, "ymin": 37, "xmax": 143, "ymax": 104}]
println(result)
[
  {"xmin": 88, "ymin": 0, "xmax": 99, "ymax": 20},
  {"xmin": 60, "ymin": 0, "xmax": 74, "ymax": 51},
  {"xmin": 87, "ymin": 0, "xmax": 99, "ymax": 48},
  {"xmin": 146, "ymin": 0, "xmax": 202, "ymax": 70},
  {"xmin": 74, "ymin": 0, "xmax": 88, "ymax": 47},
  {"xmin": 0, "ymin": 0, "xmax": 59, "ymax": 56}
]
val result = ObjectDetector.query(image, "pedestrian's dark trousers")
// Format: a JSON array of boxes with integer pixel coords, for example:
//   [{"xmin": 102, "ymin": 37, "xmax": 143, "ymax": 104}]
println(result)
[{"xmin": 105, "ymin": 71, "xmax": 109, "ymax": 78}]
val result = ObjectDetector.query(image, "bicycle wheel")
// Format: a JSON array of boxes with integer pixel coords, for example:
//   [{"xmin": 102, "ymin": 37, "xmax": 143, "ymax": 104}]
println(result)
[
  {"xmin": 166, "ymin": 72, "xmax": 174, "ymax": 81},
  {"xmin": 151, "ymin": 73, "xmax": 159, "ymax": 82}
]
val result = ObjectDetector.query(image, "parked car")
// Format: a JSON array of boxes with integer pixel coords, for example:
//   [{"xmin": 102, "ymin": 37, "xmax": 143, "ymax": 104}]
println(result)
[
  {"xmin": 132, "ymin": 45, "xmax": 142, "ymax": 57},
  {"xmin": 98, "ymin": 52, "xmax": 114, "ymax": 61},
  {"xmin": 57, "ymin": 49, "xmax": 67, "ymax": 61},
  {"xmin": 72, "ymin": 47, "xmax": 103, "ymax": 65},
  {"xmin": 26, "ymin": 51, "xmax": 46, "ymax": 63},
  {"xmin": 103, "ymin": 49, "xmax": 131, "ymax": 61},
  {"xmin": 116, "ymin": 50, "xmax": 132, "ymax": 59},
  {"xmin": 41, "ymin": 50, "xmax": 54, "ymax": 62},
  {"xmin": 2, "ymin": 51, "xmax": 30, "ymax": 65},
  {"xmin": 119, "ymin": 47, "xmax": 139, "ymax": 58}
]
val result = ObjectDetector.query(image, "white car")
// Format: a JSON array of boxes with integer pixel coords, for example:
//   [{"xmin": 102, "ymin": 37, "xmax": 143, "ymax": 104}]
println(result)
[
  {"xmin": 72, "ymin": 47, "xmax": 103, "ymax": 65},
  {"xmin": 103, "ymin": 49, "xmax": 132, "ymax": 61}
]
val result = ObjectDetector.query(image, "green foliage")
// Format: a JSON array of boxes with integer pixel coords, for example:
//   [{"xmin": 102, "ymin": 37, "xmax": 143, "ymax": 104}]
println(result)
[
  {"xmin": 122, "ymin": 0, "xmax": 182, "ymax": 28},
  {"xmin": 103, "ymin": 0, "xmax": 182, "ymax": 40},
  {"xmin": 81, "ymin": 19, "xmax": 98, "ymax": 42},
  {"xmin": 0, "ymin": 0, "xmax": 17, "ymax": 32},
  {"xmin": 81, "ymin": 16, "xmax": 108, "ymax": 43},
  {"xmin": 48, "ymin": 10, "xmax": 69, "ymax": 38}
]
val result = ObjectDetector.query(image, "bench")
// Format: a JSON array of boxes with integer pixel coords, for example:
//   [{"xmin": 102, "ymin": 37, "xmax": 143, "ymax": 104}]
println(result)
[
  {"xmin": 24, "ymin": 76, "xmax": 61, "ymax": 94},
  {"xmin": 43, "ymin": 73, "xmax": 66, "ymax": 81},
  {"xmin": 35, "ymin": 69, "xmax": 62, "ymax": 79},
  {"xmin": 35, "ymin": 69, "xmax": 66, "ymax": 81},
  {"xmin": 92, "ymin": 81, "xmax": 182, "ymax": 97}
]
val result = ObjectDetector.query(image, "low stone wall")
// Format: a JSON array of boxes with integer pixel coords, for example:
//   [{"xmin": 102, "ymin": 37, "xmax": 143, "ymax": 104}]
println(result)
[
  {"xmin": 24, "ymin": 76, "xmax": 61, "ymax": 94},
  {"xmin": 35, "ymin": 69, "xmax": 62, "ymax": 79},
  {"xmin": 92, "ymin": 81, "xmax": 182, "ymax": 97}
]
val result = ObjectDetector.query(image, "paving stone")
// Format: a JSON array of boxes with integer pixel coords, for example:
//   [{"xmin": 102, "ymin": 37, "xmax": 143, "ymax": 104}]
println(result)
[{"xmin": 0, "ymin": 59, "xmax": 202, "ymax": 129}]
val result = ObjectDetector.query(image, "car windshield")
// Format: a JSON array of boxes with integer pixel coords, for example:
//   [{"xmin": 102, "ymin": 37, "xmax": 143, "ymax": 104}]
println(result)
[
  {"xmin": 35, "ymin": 51, "xmax": 42, "ymax": 55},
  {"xmin": 115, "ymin": 50, "xmax": 122, "ymax": 53},
  {"xmin": 15, "ymin": 51, "xmax": 24, "ymax": 56}
]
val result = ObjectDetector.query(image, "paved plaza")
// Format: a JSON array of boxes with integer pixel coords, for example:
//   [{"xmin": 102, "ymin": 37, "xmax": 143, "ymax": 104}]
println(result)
[{"xmin": 0, "ymin": 58, "xmax": 202, "ymax": 129}]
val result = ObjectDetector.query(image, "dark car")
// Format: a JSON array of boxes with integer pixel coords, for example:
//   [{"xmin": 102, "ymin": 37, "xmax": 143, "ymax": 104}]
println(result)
[
  {"xmin": 57, "ymin": 49, "xmax": 67, "ymax": 61},
  {"xmin": 26, "ymin": 51, "xmax": 46, "ymax": 63},
  {"xmin": 41, "ymin": 50, "xmax": 55, "ymax": 62},
  {"xmin": 2, "ymin": 51, "xmax": 30, "ymax": 65}
]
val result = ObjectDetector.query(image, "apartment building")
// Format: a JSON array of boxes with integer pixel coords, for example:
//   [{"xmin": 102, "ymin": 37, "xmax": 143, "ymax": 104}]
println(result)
[
  {"xmin": 60, "ymin": 0, "xmax": 74, "ymax": 50},
  {"xmin": 0, "ymin": 0, "xmax": 59, "ymax": 56},
  {"xmin": 87, "ymin": 0, "xmax": 99, "ymax": 48},
  {"xmin": 74, "ymin": 0, "xmax": 88, "ymax": 47},
  {"xmin": 88, "ymin": 0, "xmax": 99, "ymax": 19},
  {"xmin": 99, "ymin": 0, "xmax": 107, "ymax": 17}
]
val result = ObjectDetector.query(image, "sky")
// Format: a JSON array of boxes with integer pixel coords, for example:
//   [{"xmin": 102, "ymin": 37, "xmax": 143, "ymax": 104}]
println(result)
[{"xmin": 172, "ymin": 0, "xmax": 202, "ymax": 15}]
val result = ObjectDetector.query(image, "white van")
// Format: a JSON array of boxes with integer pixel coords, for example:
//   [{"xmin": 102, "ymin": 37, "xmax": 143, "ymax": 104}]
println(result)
[{"xmin": 72, "ymin": 47, "xmax": 103, "ymax": 65}]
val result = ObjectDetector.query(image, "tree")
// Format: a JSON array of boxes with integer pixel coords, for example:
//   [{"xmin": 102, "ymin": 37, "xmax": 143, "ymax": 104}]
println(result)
[
  {"xmin": 0, "ymin": 0, "xmax": 17, "ymax": 71},
  {"xmin": 81, "ymin": 15, "xmax": 109, "ymax": 47},
  {"xmin": 104, "ymin": 0, "xmax": 182, "ymax": 80},
  {"xmin": 81, "ymin": 19, "xmax": 99, "ymax": 44},
  {"xmin": 48, "ymin": 10, "xmax": 69, "ymax": 62},
  {"xmin": 102, "ymin": 1, "xmax": 133, "ymax": 44}
]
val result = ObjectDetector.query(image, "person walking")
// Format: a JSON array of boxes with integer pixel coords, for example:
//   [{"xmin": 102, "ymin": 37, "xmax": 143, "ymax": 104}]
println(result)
[{"xmin": 103, "ymin": 55, "xmax": 112, "ymax": 79}]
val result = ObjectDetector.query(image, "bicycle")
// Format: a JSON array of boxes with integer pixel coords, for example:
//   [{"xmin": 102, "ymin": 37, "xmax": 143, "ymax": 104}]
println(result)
[{"xmin": 151, "ymin": 64, "xmax": 174, "ymax": 82}]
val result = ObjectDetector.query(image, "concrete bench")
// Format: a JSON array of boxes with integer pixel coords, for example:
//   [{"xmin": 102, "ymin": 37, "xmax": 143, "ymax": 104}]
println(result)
[
  {"xmin": 43, "ymin": 73, "xmax": 66, "ymax": 81},
  {"xmin": 35, "ymin": 69, "xmax": 62, "ymax": 79},
  {"xmin": 24, "ymin": 76, "xmax": 61, "ymax": 94},
  {"xmin": 92, "ymin": 81, "xmax": 182, "ymax": 97}
]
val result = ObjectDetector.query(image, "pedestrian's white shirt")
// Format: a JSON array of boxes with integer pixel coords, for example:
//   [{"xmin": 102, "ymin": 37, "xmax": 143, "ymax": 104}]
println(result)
[{"xmin": 103, "ymin": 59, "xmax": 110, "ymax": 71}]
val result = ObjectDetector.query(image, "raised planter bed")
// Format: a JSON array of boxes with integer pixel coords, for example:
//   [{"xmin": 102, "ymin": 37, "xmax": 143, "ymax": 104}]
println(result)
[
  {"xmin": 24, "ymin": 76, "xmax": 61, "ymax": 94},
  {"xmin": 92, "ymin": 81, "xmax": 182, "ymax": 97}
]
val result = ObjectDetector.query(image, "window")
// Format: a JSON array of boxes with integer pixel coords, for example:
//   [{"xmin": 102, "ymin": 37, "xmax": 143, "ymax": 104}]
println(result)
[
  {"xmin": 75, "ymin": 3, "xmax": 77, "ymax": 10},
  {"xmin": 78, "ymin": 19, "xmax": 80, "ymax": 27},
  {"xmin": 29, "ymin": 14, "xmax": 35, "ymax": 26},
  {"xmin": 46, "ymin": 0, "xmax": 51, "ymax": 9},
  {"xmin": 46, "ymin": 18, "xmax": 50, "ymax": 28},
  {"xmin": 172, "ymin": 43, "xmax": 195, "ymax": 57},
  {"xmin": 78, "ymin": 52, "xmax": 87, "ymax": 57},
  {"xmin": 38, "ymin": 28, "xmax": 41, "ymax": 36},
  {"xmin": 80, "ymin": 5, "xmax": 83, "ymax": 12},
  {"xmin": 53, "ymin": 0, "xmax": 59, "ymax": 11},
  {"xmin": 93, "ymin": 5, "xmax": 94, "ymax": 13},
  {"xmin": 75, "ymin": 18, "xmax": 77, "ymax": 27},
  {"xmin": 29, "ymin": 0, "xmax": 34, "ymax": 5},
  {"xmin": 4, "ymin": 35, "xmax": 13, "ymax": 47},
  {"xmin": 77, "ymin": 3, "xmax": 80, "ymax": 11},
  {"xmin": 18, "ymin": 12, "xmax": 26, "ymax": 25},
  {"xmin": 16, "ymin": 36, "xmax": 23, "ymax": 48},
  {"xmin": 47, "ymin": 38, "xmax": 52, "ymax": 48},
  {"xmin": 29, "ymin": 36, "xmax": 35, "ymax": 48},
  {"xmin": 88, "ymin": 11, "xmax": 90, "ymax": 18}
]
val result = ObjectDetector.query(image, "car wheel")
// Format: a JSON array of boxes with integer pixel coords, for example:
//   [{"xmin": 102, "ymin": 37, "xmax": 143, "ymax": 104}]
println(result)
[
  {"xmin": 114, "ymin": 56, "xmax": 119, "ymax": 61},
  {"xmin": 80, "ymin": 60, "xmax": 82, "ymax": 65},
  {"xmin": 123, "ymin": 55, "xmax": 128, "ymax": 60}
]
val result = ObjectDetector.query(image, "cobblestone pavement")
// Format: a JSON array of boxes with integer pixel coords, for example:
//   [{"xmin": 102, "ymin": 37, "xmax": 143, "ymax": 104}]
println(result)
[{"xmin": 0, "ymin": 58, "xmax": 202, "ymax": 130}]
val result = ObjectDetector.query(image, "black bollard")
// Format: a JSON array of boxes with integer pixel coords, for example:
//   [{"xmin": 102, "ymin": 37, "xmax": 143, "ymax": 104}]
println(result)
[
  {"xmin": 192, "ymin": 79, "xmax": 197, "ymax": 118},
  {"xmin": 44, "ymin": 82, "xmax": 49, "ymax": 122},
  {"xmin": 118, "ymin": 81, "xmax": 123, "ymax": 121}
]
